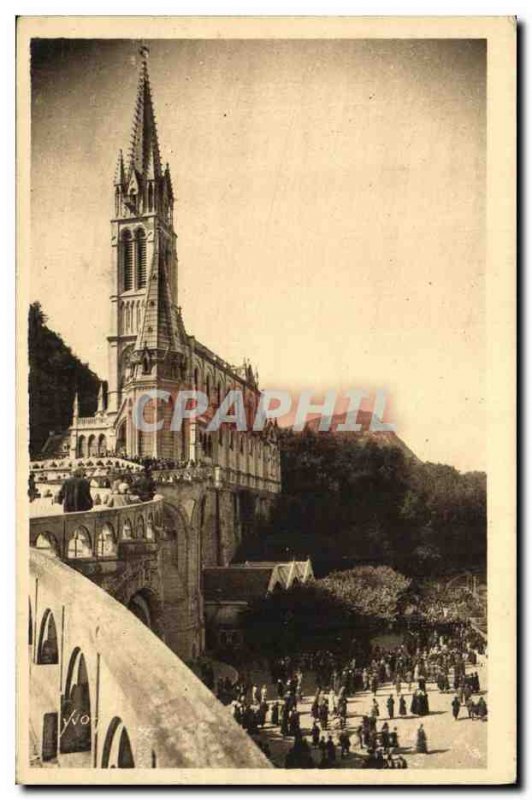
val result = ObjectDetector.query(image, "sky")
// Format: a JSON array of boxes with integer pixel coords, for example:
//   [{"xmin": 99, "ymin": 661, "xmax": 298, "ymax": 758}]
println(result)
[{"xmin": 30, "ymin": 38, "xmax": 486, "ymax": 472}]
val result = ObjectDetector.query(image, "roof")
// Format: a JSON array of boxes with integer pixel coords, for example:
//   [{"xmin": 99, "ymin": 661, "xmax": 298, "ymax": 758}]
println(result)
[{"xmin": 203, "ymin": 560, "xmax": 314, "ymax": 603}]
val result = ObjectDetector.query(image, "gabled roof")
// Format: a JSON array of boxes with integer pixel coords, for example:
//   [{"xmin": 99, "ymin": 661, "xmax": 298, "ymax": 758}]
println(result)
[{"xmin": 203, "ymin": 560, "xmax": 314, "ymax": 603}]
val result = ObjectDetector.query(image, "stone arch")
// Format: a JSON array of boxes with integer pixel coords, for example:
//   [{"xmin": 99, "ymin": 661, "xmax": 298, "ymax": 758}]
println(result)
[
  {"xmin": 135, "ymin": 515, "xmax": 146, "ymax": 539},
  {"xmin": 127, "ymin": 589, "xmax": 157, "ymax": 630},
  {"xmin": 192, "ymin": 358, "xmax": 205, "ymax": 392},
  {"xmin": 67, "ymin": 526, "xmax": 92, "ymax": 559},
  {"xmin": 146, "ymin": 512, "xmax": 155, "ymax": 541},
  {"xmin": 121, "ymin": 517, "xmax": 133, "ymax": 540},
  {"xmin": 161, "ymin": 503, "xmax": 190, "ymax": 567},
  {"xmin": 37, "ymin": 608, "xmax": 58, "ymax": 665},
  {"xmin": 96, "ymin": 522, "xmax": 117, "ymax": 557},
  {"xmin": 101, "ymin": 717, "xmax": 135, "ymax": 768},
  {"xmin": 116, "ymin": 419, "xmax": 127, "ymax": 455},
  {"xmin": 135, "ymin": 227, "xmax": 147, "ymax": 289},
  {"xmin": 98, "ymin": 434, "xmax": 107, "ymax": 456},
  {"xmin": 77, "ymin": 435, "xmax": 86, "ymax": 458},
  {"xmin": 205, "ymin": 369, "xmax": 214, "ymax": 402},
  {"xmin": 60, "ymin": 647, "xmax": 92, "ymax": 755},
  {"xmin": 189, "ymin": 492, "xmax": 213, "ymax": 569},
  {"xmin": 159, "ymin": 502, "xmax": 192, "ymax": 655},
  {"xmin": 121, "ymin": 229, "xmax": 134, "ymax": 292},
  {"xmin": 34, "ymin": 532, "xmax": 58, "ymax": 555}
]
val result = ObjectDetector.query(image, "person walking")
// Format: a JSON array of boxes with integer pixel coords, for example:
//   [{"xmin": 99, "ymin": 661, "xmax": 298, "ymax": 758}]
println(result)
[
  {"xmin": 339, "ymin": 731, "xmax": 351, "ymax": 759},
  {"xmin": 451, "ymin": 695, "xmax": 461, "ymax": 721},
  {"xmin": 387, "ymin": 694, "xmax": 395, "ymax": 719},
  {"xmin": 311, "ymin": 721, "xmax": 321, "ymax": 747},
  {"xmin": 415, "ymin": 724, "xmax": 428, "ymax": 754},
  {"xmin": 399, "ymin": 694, "xmax": 407, "ymax": 717},
  {"xmin": 326, "ymin": 734, "xmax": 336, "ymax": 766}
]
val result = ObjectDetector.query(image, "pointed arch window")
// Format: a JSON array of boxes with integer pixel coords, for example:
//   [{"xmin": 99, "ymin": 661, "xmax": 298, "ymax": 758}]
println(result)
[
  {"xmin": 37, "ymin": 609, "xmax": 59, "ymax": 665},
  {"xmin": 136, "ymin": 229, "xmax": 147, "ymax": 289},
  {"xmin": 122, "ymin": 230, "xmax": 133, "ymax": 291},
  {"xmin": 68, "ymin": 526, "xmax": 92, "ymax": 559},
  {"xmin": 101, "ymin": 717, "xmax": 135, "ymax": 768}
]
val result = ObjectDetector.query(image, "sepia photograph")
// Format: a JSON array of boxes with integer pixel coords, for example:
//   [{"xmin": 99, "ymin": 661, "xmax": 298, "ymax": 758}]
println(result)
[{"xmin": 16, "ymin": 16, "xmax": 516, "ymax": 785}]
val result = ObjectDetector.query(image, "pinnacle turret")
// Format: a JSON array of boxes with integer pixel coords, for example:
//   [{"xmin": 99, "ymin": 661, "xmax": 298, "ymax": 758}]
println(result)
[{"xmin": 114, "ymin": 149, "xmax": 126, "ymax": 186}]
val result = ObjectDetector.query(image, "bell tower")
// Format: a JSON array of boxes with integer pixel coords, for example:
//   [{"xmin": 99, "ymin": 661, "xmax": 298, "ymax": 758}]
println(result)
[{"xmin": 107, "ymin": 47, "xmax": 186, "ymax": 458}]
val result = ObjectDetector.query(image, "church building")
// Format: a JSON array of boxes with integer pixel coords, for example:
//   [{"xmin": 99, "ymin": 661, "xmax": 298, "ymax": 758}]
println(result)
[{"xmin": 67, "ymin": 47, "xmax": 280, "ymax": 490}]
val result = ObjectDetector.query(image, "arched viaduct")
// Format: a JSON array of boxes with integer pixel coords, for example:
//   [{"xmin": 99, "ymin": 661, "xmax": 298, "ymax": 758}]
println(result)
[{"xmin": 28, "ymin": 549, "xmax": 270, "ymax": 769}]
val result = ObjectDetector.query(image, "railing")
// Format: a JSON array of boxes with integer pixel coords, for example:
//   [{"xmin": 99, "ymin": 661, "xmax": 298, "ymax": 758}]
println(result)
[
  {"xmin": 73, "ymin": 417, "xmax": 108, "ymax": 428},
  {"xmin": 30, "ymin": 456, "xmax": 142, "ymax": 473},
  {"xmin": 153, "ymin": 464, "xmax": 281, "ymax": 493},
  {"xmin": 28, "ymin": 549, "xmax": 270, "ymax": 769},
  {"xmin": 30, "ymin": 458, "xmax": 281, "ymax": 494},
  {"xmin": 29, "ymin": 498, "xmax": 164, "ymax": 561}
]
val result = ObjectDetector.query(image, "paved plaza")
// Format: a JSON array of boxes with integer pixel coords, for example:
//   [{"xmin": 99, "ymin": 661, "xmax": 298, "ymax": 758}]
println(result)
[{"xmin": 249, "ymin": 658, "xmax": 487, "ymax": 769}]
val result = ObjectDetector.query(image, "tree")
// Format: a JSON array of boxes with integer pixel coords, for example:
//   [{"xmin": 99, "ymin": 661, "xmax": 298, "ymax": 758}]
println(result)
[
  {"xmin": 320, "ymin": 566, "xmax": 411, "ymax": 621},
  {"xmin": 28, "ymin": 302, "xmax": 102, "ymax": 457},
  {"xmin": 242, "ymin": 566, "xmax": 411, "ymax": 657},
  {"xmin": 236, "ymin": 427, "xmax": 486, "ymax": 579}
]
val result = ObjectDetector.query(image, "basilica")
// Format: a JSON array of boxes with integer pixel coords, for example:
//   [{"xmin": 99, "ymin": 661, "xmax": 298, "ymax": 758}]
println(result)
[{"xmin": 64, "ymin": 48, "xmax": 280, "ymax": 488}]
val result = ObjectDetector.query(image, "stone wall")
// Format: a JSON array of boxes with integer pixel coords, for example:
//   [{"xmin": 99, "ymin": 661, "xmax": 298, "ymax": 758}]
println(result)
[{"xmin": 27, "ymin": 549, "xmax": 271, "ymax": 772}]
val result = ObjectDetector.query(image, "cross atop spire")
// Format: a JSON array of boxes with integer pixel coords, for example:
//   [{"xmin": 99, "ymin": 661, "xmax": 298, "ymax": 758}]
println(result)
[{"xmin": 127, "ymin": 46, "xmax": 162, "ymax": 181}]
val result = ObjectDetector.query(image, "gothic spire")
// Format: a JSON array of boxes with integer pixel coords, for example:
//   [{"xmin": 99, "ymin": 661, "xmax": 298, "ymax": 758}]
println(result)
[
  {"xmin": 127, "ymin": 46, "xmax": 162, "ymax": 181},
  {"xmin": 114, "ymin": 149, "xmax": 125, "ymax": 186}
]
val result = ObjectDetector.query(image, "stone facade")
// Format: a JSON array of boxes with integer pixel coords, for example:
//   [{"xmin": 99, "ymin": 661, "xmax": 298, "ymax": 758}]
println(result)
[
  {"xmin": 32, "ymin": 49, "xmax": 283, "ymax": 666},
  {"xmin": 66, "ymin": 50, "xmax": 281, "ymax": 492}
]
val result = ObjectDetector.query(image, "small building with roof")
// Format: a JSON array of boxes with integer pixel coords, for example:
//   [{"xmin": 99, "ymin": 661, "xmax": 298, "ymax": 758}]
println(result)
[{"xmin": 203, "ymin": 560, "xmax": 314, "ymax": 653}]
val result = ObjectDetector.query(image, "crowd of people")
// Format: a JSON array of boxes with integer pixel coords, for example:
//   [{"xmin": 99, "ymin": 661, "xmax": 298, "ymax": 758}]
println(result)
[
  {"xmin": 30, "ymin": 465, "xmax": 157, "ymax": 512},
  {"xmin": 206, "ymin": 625, "xmax": 487, "ymax": 769}
]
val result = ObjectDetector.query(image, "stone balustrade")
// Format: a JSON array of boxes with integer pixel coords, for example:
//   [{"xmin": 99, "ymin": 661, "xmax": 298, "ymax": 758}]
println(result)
[
  {"xmin": 30, "ymin": 498, "xmax": 164, "ymax": 561},
  {"xmin": 153, "ymin": 464, "xmax": 281, "ymax": 494}
]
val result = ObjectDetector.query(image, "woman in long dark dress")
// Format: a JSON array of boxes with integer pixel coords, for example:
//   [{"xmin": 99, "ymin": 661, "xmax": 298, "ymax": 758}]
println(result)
[
  {"xmin": 399, "ymin": 695, "xmax": 407, "ymax": 717},
  {"xmin": 415, "ymin": 724, "xmax": 428, "ymax": 754}
]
